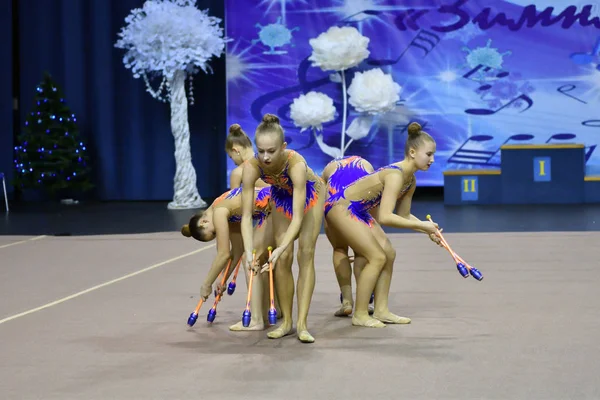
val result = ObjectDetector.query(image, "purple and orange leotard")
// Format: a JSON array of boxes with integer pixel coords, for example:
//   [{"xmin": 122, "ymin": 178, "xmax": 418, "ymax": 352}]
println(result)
[
  {"xmin": 323, "ymin": 156, "xmax": 372, "ymax": 199},
  {"xmin": 324, "ymin": 163, "xmax": 414, "ymax": 227},
  {"xmin": 249, "ymin": 150, "xmax": 323, "ymax": 220},
  {"xmin": 212, "ymin": 186, "xmax": 271, "ymax": 227}
]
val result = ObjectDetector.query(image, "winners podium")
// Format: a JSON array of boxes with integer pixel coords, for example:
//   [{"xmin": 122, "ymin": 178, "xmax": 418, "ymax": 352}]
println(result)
[{"xmin": 443, "ymin": 144, "xmax": 600, "ymax": 205}]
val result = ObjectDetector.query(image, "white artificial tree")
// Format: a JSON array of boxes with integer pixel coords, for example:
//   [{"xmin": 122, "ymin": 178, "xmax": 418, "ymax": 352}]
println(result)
[
  {"xmin": 303, "ymin": 26, "xmax": 401, "ymax": 158},
  {"xmin": 115, "ymin": 0, "xmax": 228, "ymax": 209}
]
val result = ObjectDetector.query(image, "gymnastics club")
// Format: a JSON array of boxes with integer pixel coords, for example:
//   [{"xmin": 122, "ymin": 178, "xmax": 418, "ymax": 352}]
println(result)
[
  {"xmin": 426, "ymin": 214, "xmax": 483, "ymax": 281},
  {"xmin": 207, "ymin": 258, "xmax": 238, "ymax": 323},
  {"xmin": 187, "ymin": 259, "xmax": 232, "ymax": 327},
  {"xmin": 188, "ymin": 259, "xmax": 231, "ymax": 327},
  {"xmin": 267, "ymin": 246, "xmax": 277, "ymax": 325},
  {"xmin": 227, "ymin": 255, "xmax": 243, "ymax": 295},
  {"xmin": 241, "ymin": 250, "xmax": 257, "ymax": 327},
  {"xmin": 214, "ymin": 269, "xmax": 225, "ymax": 297}
]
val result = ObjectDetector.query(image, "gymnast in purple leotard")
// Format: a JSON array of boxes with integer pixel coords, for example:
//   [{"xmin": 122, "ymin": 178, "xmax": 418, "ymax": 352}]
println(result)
[
  {"xmin": 240, "ymin": 113, "xmax": 327, "ymax": 344},
  {"xmin": 324, "ymin": 122, "xmax": 442, "ymax": 329},
  {"xmin": 321, "ymin": 155, "xmax": 374, "ymax": 317}
]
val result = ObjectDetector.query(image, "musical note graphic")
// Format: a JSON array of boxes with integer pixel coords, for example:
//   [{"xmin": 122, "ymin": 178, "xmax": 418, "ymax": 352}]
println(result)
[
  {"xmin": 447, "ymin": 135, "xmax": 496, "ymax": 165},
  {"xmin": 448, "ymin": 134, "xmax": 534, "ymax": 166},
  {"xmin": 582, "ymin": 120, "xmax": 600, "ymax": 127},
  {"xmin": 367, "ymin": 29, "xmax": 440, "ymax": 66},
  {"xmin": 462, "ymin": 64, "xmax": 509, "ymax": 85},
  {"xmin": 465, "ymin": 93, "xmax": 534, "ymax": 115},
  {"xmin": 394, "ymin": 9, "xmax": 429, "ymax": 32},
  {"xmin": 545, "ymin": 133, "xmax": 597, "ymax": 162},
  {"xmin": 569, "ymin": 36, "xmax": 600, "ymax": 71},
  {"xmin": 338, "ymin": 9, "xmax": 385, "ymax": 26},
  {"xmin": 557, "ymin": 84, "xmax": 588, "ymax": 104}
]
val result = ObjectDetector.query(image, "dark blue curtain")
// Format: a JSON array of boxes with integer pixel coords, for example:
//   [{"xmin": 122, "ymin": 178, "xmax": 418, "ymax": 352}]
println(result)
[
  {"xmin": 11, "ymin": 0, "xmax": 227, "ymax": 201},
  {"xmin": 0, "ymin": 0, "xmax": 12, "ymax": 195}
]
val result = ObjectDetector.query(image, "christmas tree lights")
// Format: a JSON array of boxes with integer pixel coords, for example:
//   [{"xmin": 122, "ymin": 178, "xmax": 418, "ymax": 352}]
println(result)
[{"xmin": 13, "ymin": 72, "xmax": 93, "ymax": 197}]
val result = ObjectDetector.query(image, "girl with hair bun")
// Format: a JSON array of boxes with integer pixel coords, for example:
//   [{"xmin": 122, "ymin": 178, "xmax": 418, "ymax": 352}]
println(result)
[
  {"xmin": 225, "ymin": 123, "xmax": 268, "ymax": 189},
  {"xmin": 181, "ymin": 185, "xmax": 275, "ymax": 331},
  {"xmin": 240, "ymin": 113, "xmax": 326, "ymax": 343},
  {"xmin": 323, "ymin": 121, "xmax": 442, "ymax": 328}
]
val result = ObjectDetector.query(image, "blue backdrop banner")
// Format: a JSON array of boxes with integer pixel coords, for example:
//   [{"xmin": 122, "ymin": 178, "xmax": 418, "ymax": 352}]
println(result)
[{"xmin": 225, "ymin": 0, "xmax": 600, "ymax": 186}]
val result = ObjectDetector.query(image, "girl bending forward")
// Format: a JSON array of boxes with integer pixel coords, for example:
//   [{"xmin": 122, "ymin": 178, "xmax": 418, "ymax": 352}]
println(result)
[
  {"xmin": 324, "ymin": 122, "xmax": 440, "ymax": 328},
  {"xmin": 241, "ymin": 114, "xmax": 326, "ymax": 343}
]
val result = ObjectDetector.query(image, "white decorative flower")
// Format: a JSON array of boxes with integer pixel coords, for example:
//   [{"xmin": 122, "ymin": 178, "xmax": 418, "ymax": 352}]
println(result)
[
  {"xmin": 308, "ymin": 26, "xmax": 370, "ymax": 72},
  {"xmin": 114, "ymin": 0, "xmax": 228, "ymax": 80},
  {"xmin": 347, "ymin": 68, "xmax": 401, "ymax": 115},
  {"xmin": 289, "ymin": 91, "xmax": 337, "ymax": 132}
]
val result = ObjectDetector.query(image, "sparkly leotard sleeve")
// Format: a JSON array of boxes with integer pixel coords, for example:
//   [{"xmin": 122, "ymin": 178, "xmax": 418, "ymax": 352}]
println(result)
[
  {"xmin": 212, "ymin": 186, "xmax": 272, "ymax": 227},
  {"xmin": 252, "ymin": 150, "xmax": 323, "ymax": 220},
  {"xmin": 324, "ymin": 163, "xmax": 414, "ymax": 227}
]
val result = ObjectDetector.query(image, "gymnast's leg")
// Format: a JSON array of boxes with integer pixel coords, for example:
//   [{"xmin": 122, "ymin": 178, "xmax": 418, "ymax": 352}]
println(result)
[
  {"xmin": 326, "ymin": 206, "xmax": 387, "ymax": 328},
  {"xmin": 351, "ymin": 255, "xmax": 374, "ymax": 314},
  {"xmin": 371, "ymin": 222, "xmax": 411, "ymax": 324},
  {"xmin": 294, "ymin": 186, "xmax": 327, "ymax": 343},
  {"xmin": 266, "ymin": 209, "xmax": 296, "ymax": 339},
  {"xmin": 325, "ymin": 221, "xmax": 353, "ymax": 317}
]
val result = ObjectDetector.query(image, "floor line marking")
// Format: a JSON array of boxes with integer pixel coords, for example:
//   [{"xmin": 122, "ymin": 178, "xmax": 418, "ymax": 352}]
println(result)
[
  {"xmin": 0, "ymin": 243, "xmax": 215, "ymax": 325},
  {"xmin": 0, "ymin": 235, "xmax": 47, "ymax": 249}
]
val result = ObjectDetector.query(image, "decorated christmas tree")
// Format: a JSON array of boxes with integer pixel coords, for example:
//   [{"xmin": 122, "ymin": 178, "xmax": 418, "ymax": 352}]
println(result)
[{"xmin": 13, "ymin": 72, "xmax": 93, "ymax": 198}]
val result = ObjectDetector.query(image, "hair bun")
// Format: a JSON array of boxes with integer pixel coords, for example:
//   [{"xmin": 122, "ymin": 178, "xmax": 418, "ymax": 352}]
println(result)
[
  {"xmin": 262, "ymin": 113, "xmax": 280, "ymax": 125},
  {"xmin": 229, "ymin": 123, "xmax": 242, "ymax": 135},
  {"xmin": 181, "ymin": 224, "xmax": 191, "ymax": 238},
  {"xmin": 407, "ymin": 122, "xmax": 422, "ymax": 137}
]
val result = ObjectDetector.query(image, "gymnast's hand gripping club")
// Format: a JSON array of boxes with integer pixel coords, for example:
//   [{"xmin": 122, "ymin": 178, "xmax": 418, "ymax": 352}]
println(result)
[
  {"xmin": 426, "ymin": 214, "xmax": 483, "ymax": 281},
  {"xmin": 187, "ymin": 259, "xmax": 233, "ymax": 327},
  {"xmin": 207, "ymin": 257, "xmax": 241, "ymax": 323}
]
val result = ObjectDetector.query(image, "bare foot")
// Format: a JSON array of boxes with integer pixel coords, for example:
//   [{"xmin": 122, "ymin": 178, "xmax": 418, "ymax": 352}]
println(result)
[
  {"xmin": 297, "ymin": 330, "xmax": 315, "ymax": 343},
  {"xmin": 334, "ymin": 302, "xmax": 353, "ymax": 317},
  {"xmin": 229, "ymin": 320, "xmax": 266, "ymax": 331},
  {"xmin": 352, "ymin": 314, "xmax": 386, "ymax": 328},
  {"xmin": 373, "ymin": 311, "xmax": 411, "ymax": 324},
  {"xmin": 267, "ymin": 321, "xmax": 293, "ymax": 339}
]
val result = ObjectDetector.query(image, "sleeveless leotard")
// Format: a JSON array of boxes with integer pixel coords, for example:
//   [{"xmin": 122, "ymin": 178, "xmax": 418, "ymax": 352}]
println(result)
[
  {"xmin": 249, "ymin": 150, "xmax": 323, "ymax": 220},
  {"xmin": 324, "ymin": 164, "xmax": 414, "ymax": 227},
  {"xmin": 212, "ymin": 186, "xmax": 271, "ymax": 227},
  {"xmin": 324, "ymin": 155, "xmax": 371, "ymax": 205}
]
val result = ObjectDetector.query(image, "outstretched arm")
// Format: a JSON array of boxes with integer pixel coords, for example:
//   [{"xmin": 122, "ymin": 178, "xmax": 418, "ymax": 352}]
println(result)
[
  {"xmin": 377, "ymin": 172, "xmax": 431, "ymax": 232},
  {"xmin": 395, "ymin": 183, "xmax": 426, "ymax": 233},
  {"xmin": 200, "ymin": 209, "xmax": 231, "ymax": 298},
  {"xmin": 240, "ymin": 163, "xmax": 260, "ymax": 266}
]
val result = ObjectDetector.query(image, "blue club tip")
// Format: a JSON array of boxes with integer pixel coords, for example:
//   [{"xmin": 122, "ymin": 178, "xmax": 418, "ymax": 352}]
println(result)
[
  {"xmin": 207, "ymin": 308, "xmax": 217, "ymax": 322},
  {"xmin": 268, "ymin": 309, "xmax": 277, "ymax": 325},
  {"xmin": 469, "ymin": 267, "xmax": 484, "ymax": 281},
  {"xmin": 242, "ymin": 310, "xmax": 251, "ymax": 327},
  {"xmin": 227, "ymin": 282, "xmax": 236, "ymax": 295},
  {"xmin": 456, "ymin": 263, "xmax": 469, "ymax": 278},
  {"xmin": 187, "ymin": 312, "xmax": 198, "ymax": 327}
]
